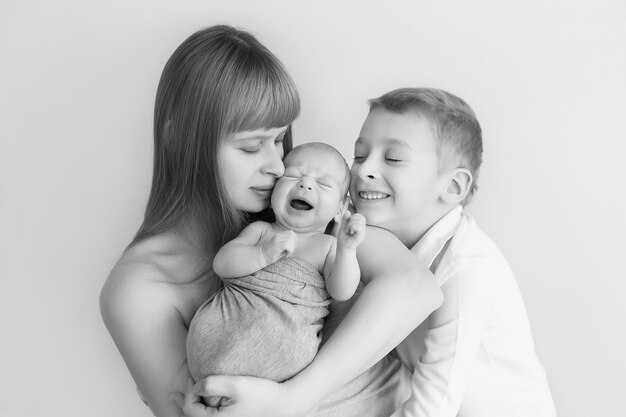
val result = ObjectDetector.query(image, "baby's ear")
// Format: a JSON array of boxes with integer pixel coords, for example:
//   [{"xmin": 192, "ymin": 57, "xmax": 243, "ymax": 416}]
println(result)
[
  {"xmin": 335, "ymin": 196, "xmax": 350, "ymax": 220},
  {"xmin": 442, "ymin": 168, "xmax": 473, "ymax": 205}
]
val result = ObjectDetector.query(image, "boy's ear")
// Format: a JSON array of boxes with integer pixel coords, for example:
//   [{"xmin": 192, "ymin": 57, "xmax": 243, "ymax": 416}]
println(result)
[{"xmin": 441, "ymin": 168, "xmax": 473, "ymax": 204}]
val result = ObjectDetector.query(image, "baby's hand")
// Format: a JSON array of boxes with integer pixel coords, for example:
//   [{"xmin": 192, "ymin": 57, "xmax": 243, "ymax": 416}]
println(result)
[
  {"xmin": 261, "ymin": 230, "xmax": 297, "ymax": 265},
  {"xmin": 337, "ymin": 212, "xmax": 366, "ymax": 250}
]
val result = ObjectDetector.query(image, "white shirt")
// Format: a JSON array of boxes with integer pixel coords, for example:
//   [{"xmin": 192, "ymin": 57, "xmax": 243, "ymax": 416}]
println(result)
[{"xmin": 392, "ymin": 207, "xmax": 556, "ymax": 417}]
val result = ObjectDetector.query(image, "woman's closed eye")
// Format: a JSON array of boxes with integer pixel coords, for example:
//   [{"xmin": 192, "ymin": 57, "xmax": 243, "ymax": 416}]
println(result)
[
  {"xmin": 242, "ymin": 146, "xmax": 261, "ymax": 153},
  {"xmin": 240, "ymin": 141, "xmax": 262, "ymax": 153}
]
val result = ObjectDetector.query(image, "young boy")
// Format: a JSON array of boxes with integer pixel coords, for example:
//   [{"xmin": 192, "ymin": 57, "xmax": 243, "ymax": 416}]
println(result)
[
  {"xmin": 186, "ymin": 142, "xmax": 366, "ymax": 387},
  {"xmin": 350, "ymin": 88, "xmax": 556, "ymax": 417}
]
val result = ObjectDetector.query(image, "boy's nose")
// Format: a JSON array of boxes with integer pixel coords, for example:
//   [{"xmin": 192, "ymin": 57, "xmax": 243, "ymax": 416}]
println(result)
[{"xmin": 358, "ymin": 161, "xmax": 380, "ymax": 181}]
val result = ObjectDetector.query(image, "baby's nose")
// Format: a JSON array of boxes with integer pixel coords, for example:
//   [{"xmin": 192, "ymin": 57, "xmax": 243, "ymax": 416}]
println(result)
[{"xmin": 298, "ymin": 178, "xmax": 314, "ymax": 191}]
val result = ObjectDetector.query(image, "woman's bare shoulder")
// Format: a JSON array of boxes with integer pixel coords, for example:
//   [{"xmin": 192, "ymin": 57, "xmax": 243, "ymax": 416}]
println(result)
[
  {"xmin": 100, "ymin": 235, "xmax": 216, "ymax": 326},
  {"xmin": 100, "ymin": 247, "xmax": 176, "ymax": 326}
]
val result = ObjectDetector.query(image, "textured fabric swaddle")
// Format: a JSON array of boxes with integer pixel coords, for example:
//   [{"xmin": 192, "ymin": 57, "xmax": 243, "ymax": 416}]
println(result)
[{"xmin": 187, "ymin": 256, "xmax": 331, "ymax": 382}]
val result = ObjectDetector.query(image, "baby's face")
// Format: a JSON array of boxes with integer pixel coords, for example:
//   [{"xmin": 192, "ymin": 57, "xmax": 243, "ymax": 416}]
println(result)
[{"xmin": 271, "ymin": 146, "xmax": 347, "ymax": 233}]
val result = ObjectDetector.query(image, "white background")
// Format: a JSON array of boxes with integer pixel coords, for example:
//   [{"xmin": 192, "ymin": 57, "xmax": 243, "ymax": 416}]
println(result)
[{"xmin": 2, "ymin": 1, "xmax": 625, "ymax": 416}]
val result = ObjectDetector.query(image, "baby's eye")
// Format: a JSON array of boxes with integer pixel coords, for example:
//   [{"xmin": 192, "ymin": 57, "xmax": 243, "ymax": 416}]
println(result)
[
  {"xmin": 353, "ymin": 155, "xmax": 366, "ymax": 162},
  {"xmin": 317, "ymin": 180, "xmax": 333, "ymax": 188},
  {"xmin": 385, "ymin": 155, "xmax": 403, "ymax": 163}
]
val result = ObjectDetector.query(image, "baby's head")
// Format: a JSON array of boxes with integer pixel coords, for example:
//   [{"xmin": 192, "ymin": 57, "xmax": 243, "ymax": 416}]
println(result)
[
  {"xmin": 351, "ymin": 88, "xmax": 482, "ymax": 246},
  {"xmin": 369, "ymin": 88, "xmax": 483, "ymax": 205},
  {"xmin": 271, "ymin": 142, "xmax": 350, "ymax": 232}
]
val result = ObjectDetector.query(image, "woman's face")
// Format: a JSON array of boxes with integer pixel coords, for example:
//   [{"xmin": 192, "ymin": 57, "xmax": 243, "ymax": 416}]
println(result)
[{"xmin": 219, "ymin": 126, "xmax": 288, "ymax": 212}]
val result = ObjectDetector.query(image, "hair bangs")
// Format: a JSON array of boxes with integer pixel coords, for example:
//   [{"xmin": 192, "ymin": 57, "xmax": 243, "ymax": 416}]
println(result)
[{"xmin": 224, "ymin": 61, "xmax": 300, "ymax": 135}]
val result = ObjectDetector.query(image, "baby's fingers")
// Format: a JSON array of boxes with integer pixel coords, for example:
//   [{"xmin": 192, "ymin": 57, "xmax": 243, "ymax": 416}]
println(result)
[{"xmin": 347, "ymin": 214, "xmax": 366, "ymax": 232}]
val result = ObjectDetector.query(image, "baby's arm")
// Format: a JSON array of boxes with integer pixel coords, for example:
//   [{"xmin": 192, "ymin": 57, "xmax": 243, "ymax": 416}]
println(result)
[
  {"xmin": 213, "ymin": 221, "xmax": 296, "ymax": 278},
  {"xmin": 323, "ymin": 212, "xmax": 366, "ymax": 301},
  {"xmin": 392, "ymin": 263, "xmax": 494, "ymax": 417}
]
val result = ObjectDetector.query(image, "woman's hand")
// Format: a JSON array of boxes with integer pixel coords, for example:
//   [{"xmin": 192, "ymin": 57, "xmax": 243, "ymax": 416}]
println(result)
[
  {"xmin": 171, "ymin": 379, "xmax": 227, "ymax": 417},
  {"xmin": 171, "ymin": 379, "xmax": 216, "ymax": 417},
  {"xmin": 185, "ymin": 375, "xmax": 312, "ymax": 417}
]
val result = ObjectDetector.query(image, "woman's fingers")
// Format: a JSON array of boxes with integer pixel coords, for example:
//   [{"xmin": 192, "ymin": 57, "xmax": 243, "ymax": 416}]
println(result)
[
  {"xmin": 193, "ymin": 375, "xmax": 239, "ymax": 398},
  {"xmin": 170, "ymin": 392, "xmax": 184, "ymax": 410},
  {"xmin": 181, "ymin": 378, "xmax": 222, "ymax": 417}
]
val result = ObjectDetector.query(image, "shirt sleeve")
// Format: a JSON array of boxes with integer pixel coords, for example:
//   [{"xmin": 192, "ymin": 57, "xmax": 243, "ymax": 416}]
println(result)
[{"xmin": 396, "ymin": 261, "xmax": 496, "ymax": 417}]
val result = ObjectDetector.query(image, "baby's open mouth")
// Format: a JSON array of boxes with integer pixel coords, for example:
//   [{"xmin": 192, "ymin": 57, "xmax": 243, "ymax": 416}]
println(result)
[{"xmin": 290, "ymin": 199, "xmax": 313, "ymax": 210}]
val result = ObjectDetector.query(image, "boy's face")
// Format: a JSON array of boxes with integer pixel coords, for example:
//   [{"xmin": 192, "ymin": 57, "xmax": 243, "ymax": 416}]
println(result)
[
  {"xmin": 350, "ymin": 108, "xmax": 446, "ymax": 245},
  {"xmin": 271, "ymin": 147, "xmax": 346, "ymax": 233}
]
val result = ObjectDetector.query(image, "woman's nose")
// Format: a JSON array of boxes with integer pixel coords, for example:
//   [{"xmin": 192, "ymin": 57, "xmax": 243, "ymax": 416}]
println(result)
[{"xmin": 262, "ymin": 145, "xmax": 285, "ymax": 178}]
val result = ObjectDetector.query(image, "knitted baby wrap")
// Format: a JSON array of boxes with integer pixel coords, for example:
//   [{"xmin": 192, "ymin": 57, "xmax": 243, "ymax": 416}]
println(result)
[{"xmin": 187, "ymin": 256, "xmax": 331, "ymax": 382}]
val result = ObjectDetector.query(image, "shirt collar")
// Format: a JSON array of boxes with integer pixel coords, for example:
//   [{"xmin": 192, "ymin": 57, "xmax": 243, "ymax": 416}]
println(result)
[{"xmin": 411, "ymin": 206, "xmax": 463, "ymax": 269}]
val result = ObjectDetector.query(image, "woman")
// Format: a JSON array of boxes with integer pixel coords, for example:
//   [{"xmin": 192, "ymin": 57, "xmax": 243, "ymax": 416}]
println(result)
[{"xmin": 101, "ymin": 25, "xmax": 441, "ymax": 417}]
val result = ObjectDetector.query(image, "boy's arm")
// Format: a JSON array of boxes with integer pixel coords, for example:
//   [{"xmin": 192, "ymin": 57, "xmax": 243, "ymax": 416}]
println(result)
[
  {"xmin": 323, "ymin": 213, "xmax": 366, "ymax": 301},
  {"xmin": 192, "ymin": 226, "xmax": 443, "ymax": 416},
  {"xmin": 393, "ymin": 262, "xmax": 495, "ymax": 417},
  {"xmin": 213, "ymin": 222, "xmax": 295, "ymax": 278}
]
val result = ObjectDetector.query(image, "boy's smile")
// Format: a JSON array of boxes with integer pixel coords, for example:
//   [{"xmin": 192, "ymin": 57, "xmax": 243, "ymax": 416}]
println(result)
[
  {"xmin": 357, "ymin": 191, "xmax": 390, "ymax": 200},
  {"xmin": 350, "ymin": 108, "xmax": 448, "ymax": 247}
]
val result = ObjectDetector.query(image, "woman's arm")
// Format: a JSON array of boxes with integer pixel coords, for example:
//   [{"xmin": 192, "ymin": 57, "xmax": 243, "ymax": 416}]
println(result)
[
  {"xmin": 193, "ymin": 226, "xmax": 443, "ymax": 416},
  {"xmin": 100, "ymin": 263, "xmax": 192, "ymax": 417}
]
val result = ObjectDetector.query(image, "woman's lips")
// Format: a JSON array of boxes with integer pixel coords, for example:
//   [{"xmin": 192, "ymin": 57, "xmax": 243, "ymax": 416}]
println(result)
[{"xmin": 251, "ymin": 186, "xmax": 273, "ymax": 198}]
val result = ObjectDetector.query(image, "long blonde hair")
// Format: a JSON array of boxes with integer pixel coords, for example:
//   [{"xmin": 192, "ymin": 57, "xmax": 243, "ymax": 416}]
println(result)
[{"xmin": 133, "ymin": 25, "xmax": 300, "ymax": 251}]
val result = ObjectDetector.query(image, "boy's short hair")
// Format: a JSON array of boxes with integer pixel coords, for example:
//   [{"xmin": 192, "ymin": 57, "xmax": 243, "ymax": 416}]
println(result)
[{"xmin": 369, "ymin": 88, "xmax": 483, "ymax": 205}]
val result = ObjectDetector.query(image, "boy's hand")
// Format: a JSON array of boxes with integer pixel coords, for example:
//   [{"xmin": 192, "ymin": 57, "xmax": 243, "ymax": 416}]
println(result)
[
  {"xmin": 261, "ymin": 230, "xmax": 297, "ymax": 265},
  {"xmin": 337, "ymin": 212, "xmax": 366, "ymax": 250}
]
